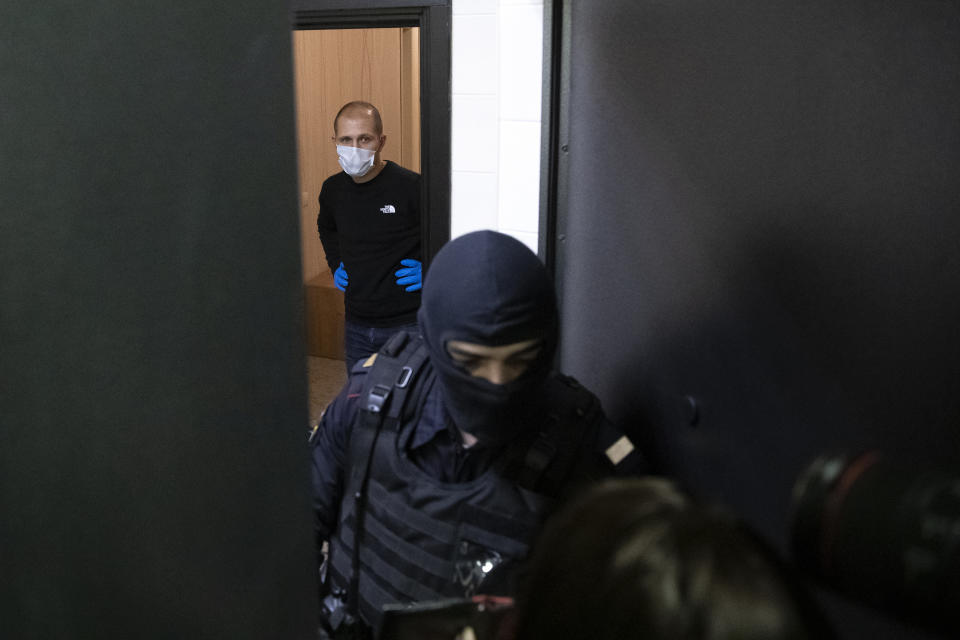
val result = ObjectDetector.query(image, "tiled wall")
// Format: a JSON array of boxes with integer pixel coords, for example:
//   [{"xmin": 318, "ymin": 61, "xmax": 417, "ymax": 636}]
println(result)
[{"xmin": 451, "ymin": 0, "xmax": 543, "ymax": 254}]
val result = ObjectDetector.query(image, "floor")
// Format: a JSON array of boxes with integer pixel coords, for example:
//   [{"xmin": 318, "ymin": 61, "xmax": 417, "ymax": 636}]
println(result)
[{"xmin": 306, "ymin": 356, "xmax": 348, "ymax": 426}]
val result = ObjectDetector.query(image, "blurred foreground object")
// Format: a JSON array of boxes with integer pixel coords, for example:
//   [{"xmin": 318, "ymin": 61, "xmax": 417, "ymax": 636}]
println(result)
[
  {"xmin": 791, "ymin": 452, "xmax": 960, "ymax": 637},
  {"xmin": 516, "ymin": 477, "xmax": 833, "ymax": 640},
  {"xmin": 378, "ymin": 595, "xmax": 514, "ymax": 640}
]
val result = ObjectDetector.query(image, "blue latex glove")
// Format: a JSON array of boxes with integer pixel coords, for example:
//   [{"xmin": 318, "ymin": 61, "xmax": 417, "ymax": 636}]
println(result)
[
  {"xmin": 333, "ymin": 261, "xmax": 348, "ymax": 291},
  {"xmin": 394, "ymin": 258, "xmax": 422, "ymax": 292}
]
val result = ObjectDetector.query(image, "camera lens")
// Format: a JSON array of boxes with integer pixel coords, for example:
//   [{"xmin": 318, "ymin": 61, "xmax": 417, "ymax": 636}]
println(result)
[{"xmin": 791, "ymin": 452, "xmax": 960, "ymax": 637}]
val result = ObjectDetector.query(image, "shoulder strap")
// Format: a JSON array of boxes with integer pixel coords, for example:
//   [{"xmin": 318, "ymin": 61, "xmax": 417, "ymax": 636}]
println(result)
[
  {"xmin": 513, "ymin": 374, "xmax": 601, "ymax": 495},
  {"xmin": 347, "ymin": 331, "xmax": 429, "ymax": 616},
  {"xmin": 356, "ymin": 332, "xmax": 429, "ymax": 427}
]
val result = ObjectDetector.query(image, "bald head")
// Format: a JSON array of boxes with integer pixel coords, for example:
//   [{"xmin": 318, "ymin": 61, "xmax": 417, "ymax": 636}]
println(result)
[{"xmin": 334, "ymin": 101, "xmax": 383, "ymax": 136}]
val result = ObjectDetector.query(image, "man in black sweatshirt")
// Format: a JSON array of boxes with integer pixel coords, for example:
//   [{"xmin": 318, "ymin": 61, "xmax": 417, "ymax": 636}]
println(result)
[{"xmin": 317, "ymin": 101, "xmax": 422, "ymax": 372}]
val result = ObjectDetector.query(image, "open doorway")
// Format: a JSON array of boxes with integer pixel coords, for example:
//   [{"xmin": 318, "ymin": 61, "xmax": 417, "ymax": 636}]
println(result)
[
  {"xmin": 291, "ymin": 3, "xmax": 450, "ymax": 423},
  {"xmin": 292, "ymin": 26, "xmax": 422, "ymax": 421},
  {"xmin": 294, "ymin": 26, "xmax": 421, "ymax": 289}
]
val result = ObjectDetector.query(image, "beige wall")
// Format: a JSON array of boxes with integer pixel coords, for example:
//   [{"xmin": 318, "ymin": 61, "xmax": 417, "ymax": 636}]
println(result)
[{"xmin": 292, "ymin": 27, "xmax": 420, "ymax": 282}]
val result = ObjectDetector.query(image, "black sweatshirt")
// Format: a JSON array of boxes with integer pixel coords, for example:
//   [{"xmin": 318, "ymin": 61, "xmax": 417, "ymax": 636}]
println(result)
[{"xmin": 317, "ymin": 161, "xmax": 421, "ymax": 326}]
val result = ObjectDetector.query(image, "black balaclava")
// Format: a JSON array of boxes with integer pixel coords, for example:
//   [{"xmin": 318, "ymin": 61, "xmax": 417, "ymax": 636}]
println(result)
[{"xmin": 417, "ymin": 230, "xmax": 558, "ymax": 447}]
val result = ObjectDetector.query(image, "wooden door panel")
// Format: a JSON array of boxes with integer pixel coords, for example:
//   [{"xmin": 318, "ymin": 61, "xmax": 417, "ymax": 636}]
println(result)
[{"xmin": 293, "ymin": 28, "xmax": 405, "ymax": 281}]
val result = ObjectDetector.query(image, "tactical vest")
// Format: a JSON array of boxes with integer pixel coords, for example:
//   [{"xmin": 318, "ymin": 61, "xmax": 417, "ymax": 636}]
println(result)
[{"xmin": 326, "ymin": 331, "xmax": 607, "ymax": 632}]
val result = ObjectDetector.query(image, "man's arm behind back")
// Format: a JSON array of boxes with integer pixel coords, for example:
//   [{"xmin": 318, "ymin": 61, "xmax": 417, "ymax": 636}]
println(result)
[{"xmin": 317, "ymin": 178, "xmax": 342, "ymax": 272}]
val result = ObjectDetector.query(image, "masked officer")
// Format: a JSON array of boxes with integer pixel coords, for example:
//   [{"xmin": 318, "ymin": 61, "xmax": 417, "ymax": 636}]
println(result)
[{"xmin": 310, "ymin": 230, "xmax": 646, "ymax": 638}]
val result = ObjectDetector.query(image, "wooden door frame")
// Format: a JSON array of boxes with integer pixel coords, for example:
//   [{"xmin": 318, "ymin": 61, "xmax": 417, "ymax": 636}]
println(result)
[{"xmin": 290, "ymin": 0, "xmax": 452, "ymax": 266}]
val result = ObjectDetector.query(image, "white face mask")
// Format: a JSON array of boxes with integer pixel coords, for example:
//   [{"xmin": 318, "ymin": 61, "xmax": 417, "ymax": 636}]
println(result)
[{"xmin": 336, "ymin": 145, "xmax": 376, "ymax": 178}]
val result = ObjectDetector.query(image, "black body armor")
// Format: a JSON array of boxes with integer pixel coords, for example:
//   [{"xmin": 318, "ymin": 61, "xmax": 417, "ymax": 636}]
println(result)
[{"xmin": 324, "ymin": 332, "xmax": 615, "ymax": 633}]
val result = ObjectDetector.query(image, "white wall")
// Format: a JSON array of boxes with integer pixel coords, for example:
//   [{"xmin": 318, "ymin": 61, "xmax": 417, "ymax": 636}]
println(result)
[{"xmin": 450, "ymin": 0, "xmax": 544, "ymax": 254}]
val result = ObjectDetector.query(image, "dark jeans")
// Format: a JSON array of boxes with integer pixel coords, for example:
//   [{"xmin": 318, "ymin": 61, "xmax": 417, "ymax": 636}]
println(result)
[{"xmin": 344, "ymin": 320, "xmax": 419, "ymax": 374}]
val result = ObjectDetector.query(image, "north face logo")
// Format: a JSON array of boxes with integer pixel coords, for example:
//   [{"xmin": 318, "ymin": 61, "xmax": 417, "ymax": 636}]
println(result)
[{"xmin": 380, "ymin": 204, "xmax": 397, "ymax": 214}]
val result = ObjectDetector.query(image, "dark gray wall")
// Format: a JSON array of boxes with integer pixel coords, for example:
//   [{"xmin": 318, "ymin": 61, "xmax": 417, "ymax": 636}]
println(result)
[
  {"xmin": 556, "ymin": 1, "xmax": 959, "ymax": 638},
  {"xmin": 1, "ymin": 3, "xmax": 315, "ymax": 638}
]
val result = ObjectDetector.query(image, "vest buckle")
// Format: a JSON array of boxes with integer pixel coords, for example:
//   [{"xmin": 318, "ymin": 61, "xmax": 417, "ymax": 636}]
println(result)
[
  {"xmin": 396, "ymin": 365, "xmax": 414, "ymax": 388},
  {"xmin": 367, "ymin": 384, "xmax": 391, "ymax": 413}
]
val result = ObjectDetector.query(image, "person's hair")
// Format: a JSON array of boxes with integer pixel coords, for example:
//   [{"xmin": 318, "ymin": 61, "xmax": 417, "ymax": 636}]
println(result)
[
  {"xmin": 333, "ymin": 101, "xmax": 383, "ymax": 136},
  {"xmin": 514, "ymin": 478, "xmax": 834, "ymax": 640}
]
